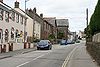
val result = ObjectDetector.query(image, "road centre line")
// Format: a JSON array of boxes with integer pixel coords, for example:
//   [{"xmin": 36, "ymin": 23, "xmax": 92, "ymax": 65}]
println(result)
[
  {"xmin": 16, "ymin": 52, "xmax": 50, "ymax": 67},
  {"xmin": 62, "ymin": 46, "xmax": 79, "ymax": 67}
]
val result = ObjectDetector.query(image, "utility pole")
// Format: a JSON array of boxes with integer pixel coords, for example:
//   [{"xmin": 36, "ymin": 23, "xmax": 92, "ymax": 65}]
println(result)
[
  {"xmin": 24, "ymin": 0, "xmax": 26, "ymax": 44},
  {"xmin": 24, "ymin": 0, "xmax": 29, "ymax": 45},
  {"xmin": 86, "ymin": 8, "xmax": 88, "ymax": 42},
  {"xmin": 86, "ymin": 8, "xmax": 88, "ymax": 27}
]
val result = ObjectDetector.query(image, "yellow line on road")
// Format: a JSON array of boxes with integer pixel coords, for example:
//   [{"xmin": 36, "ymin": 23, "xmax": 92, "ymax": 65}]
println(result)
[{"xmin": 62, "ymin": 46, "xmax": 79, "ymax": 67}]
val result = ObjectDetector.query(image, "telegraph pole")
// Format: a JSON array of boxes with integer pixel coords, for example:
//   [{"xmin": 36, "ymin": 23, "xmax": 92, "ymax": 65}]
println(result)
[
  {"xmin": 24, "ymin": 0, "xmax": 28, "ymax": 45},
  {"xmin": 86, "ymin": 8, "xmax": 88, "ymax": 43},
  {"xmin": 86, "ymin": 8, "xmax": 88, "ymax": 27},
  {"xmin": 24, "ymin": 0, "xmax": 26, "ymax": 44}
]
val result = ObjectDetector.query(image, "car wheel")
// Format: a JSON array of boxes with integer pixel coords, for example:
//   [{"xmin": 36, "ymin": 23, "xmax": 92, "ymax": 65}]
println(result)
[{"xmin": 37, "ymin": 47, "xmax": 40, "ymax": 50}]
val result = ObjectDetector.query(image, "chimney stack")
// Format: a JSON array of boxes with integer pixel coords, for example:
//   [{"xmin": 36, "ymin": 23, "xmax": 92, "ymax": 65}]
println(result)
[
  {"xmin": 0, "ymin": 0, "xmax": 3, "ymax": 2},
  {"xmin": 33, "ymin": 7, "xmax": 36, "ymax": 13},
  {"xmin": 15, "ymin": 1, "xmax": 19, "ymax": 8}
]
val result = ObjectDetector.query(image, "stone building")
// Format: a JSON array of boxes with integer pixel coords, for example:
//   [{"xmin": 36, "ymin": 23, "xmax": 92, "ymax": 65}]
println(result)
[
  {"xmin": 56, "ymin": 19, "xmax": 69, "ymax": 40},
  {"xmin": 41, "ymin": 19, "xmax": 53, "ymax": 40},
  {"xmin": 43, "ymin": 17, "xmax": 57, "ymax": 43}
]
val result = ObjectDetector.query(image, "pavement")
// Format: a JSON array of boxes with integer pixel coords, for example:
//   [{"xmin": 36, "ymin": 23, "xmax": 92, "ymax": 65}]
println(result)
[
  {"xmin": 66, "ymin": 41, "xmax": 99, "ymax": 67},
  {"xmin": 0, "ymin": 47, "xmax": 36, "ymax": 60}
]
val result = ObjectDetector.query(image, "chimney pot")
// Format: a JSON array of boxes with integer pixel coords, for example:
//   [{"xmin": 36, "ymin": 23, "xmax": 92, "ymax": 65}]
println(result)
[
  {"xmin": 33, "ymin": 7, "xmax": 36, "ymax": 13},
  {"xmin": 40, "ymin": 13, "xmax": 43, "ymax": 18},
  {"xmin": 15, "ymin": 1, "xmax": 19, "ymax": 8},
  {"xmin": 0, "ymin": 0, "xmax": 3, "ymax": 2}
]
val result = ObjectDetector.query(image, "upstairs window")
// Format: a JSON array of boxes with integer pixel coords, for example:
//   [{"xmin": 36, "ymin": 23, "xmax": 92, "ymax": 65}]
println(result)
[
  {"xmin": 5, "ymin": 11, "xmax": 9, "ymax": 22},
  {"xmin": 0, "ymin": 29, "xmax": 2, "ymax": 39},
  {"xmin": 16, "ymin": 13, "xmax": 19, "ymax": 23},
  {"xmin": 10, "ymin": 11, "xmax": 15, "ymax": 21},
  {"xmin": 20, "ymin": 16, "xmax": 23, "ymax": 24},
  {"xmin": 0, "ymin": 8, "xmax": 3, "ymax": 20}
]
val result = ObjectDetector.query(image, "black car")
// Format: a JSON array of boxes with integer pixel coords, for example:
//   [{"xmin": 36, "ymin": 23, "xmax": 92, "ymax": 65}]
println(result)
[{"xmin": 37, "ymin": 40, "xmax": 52, "ymax": 50}]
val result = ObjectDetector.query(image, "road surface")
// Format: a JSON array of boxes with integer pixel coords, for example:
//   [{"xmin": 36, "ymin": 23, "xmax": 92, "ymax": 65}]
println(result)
[{"xmin": 0, "ymin": 43, "xmax": 81, "ymax": 67}]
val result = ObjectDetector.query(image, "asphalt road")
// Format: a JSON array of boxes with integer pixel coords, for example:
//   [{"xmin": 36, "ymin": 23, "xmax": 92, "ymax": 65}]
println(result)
[{"xmin": 0, "ymin": 44, "xmax": 79, "ymax": 67}]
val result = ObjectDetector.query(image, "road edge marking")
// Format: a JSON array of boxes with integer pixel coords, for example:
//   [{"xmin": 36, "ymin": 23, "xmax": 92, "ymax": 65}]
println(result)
[{"xmin": 62, "ymin": 46, "xmax": 79, "ymax": 67}]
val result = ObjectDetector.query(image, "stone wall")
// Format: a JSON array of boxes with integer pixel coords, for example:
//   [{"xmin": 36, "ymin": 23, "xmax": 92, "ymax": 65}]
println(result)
[{"xmin": 93, "ymin": 33, "xmax": 100, "ymax": 42}]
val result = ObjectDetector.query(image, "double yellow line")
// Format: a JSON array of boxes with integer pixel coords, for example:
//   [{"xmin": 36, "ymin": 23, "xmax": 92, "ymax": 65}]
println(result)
[{"xmin": 62, "ymin": 46, "xmax": 79, "ymax": 67}]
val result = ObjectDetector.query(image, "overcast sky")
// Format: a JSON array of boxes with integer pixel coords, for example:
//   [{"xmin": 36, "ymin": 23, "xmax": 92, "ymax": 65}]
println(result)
[{"xmin": 4, "ymin": 0, "xmax": 98, "ymax": 32}]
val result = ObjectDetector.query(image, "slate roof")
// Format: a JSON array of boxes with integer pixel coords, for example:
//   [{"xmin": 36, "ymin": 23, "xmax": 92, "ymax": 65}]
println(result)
[
  {"xmin": 43, "ymin": 17, "xmax": 56, "ymax": 27},
  {"xmin": 56, "ymin": 19, "xmax": 69, "ymax": 27}
]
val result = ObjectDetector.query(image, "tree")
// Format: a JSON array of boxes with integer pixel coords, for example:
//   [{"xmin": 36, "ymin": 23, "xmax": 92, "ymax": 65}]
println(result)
[
  {"xmin": 57, "ymin": 31, "xmax": 64, "ymax": 39},
  {"xmin": 48, "ymin": 34, "xmax": 55, "ymax": 40},
  {"xmin": 89, "ymin": 0, "xmax": 100, "ymax": 35}
]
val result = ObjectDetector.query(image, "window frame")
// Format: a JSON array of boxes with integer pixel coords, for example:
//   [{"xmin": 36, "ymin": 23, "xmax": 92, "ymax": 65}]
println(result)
[
  {"xmin": 20, "ymin": 16, "xmax": 23, "ymax": 24},
  {"xmin": 0, "ymin": 8, "xmax": 3, "ymax": 20},
  {"xmin": 16, "ymin": 13, "xmax": 19, "ymax": 23},
  {"xmin": 5, "ymin": 11, "xmax": 9, "ymax": 22},
  {"xmin": 10, "ymin": 11, "xmax": 15, "ymax": 21}
]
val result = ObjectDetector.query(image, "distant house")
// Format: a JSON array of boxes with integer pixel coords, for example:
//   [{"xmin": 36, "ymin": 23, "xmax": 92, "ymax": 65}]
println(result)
[
  {"xmin": 68, "ymin": 31, "xmax": 77, "ymax": 41},
  {"xmin": 43, "ymin": 17, "xmax": 57, "ymax": 40},
  {"xmin": 42, "ymin": 19, "xmax": 53, "ymax": 40},
  {"xmin": 56, "ymin": 19, "xmax": 69, "ymax": 40},
  {"xmin": 78, "ymin": 31, "xmax": 86, "ymax": 39}
]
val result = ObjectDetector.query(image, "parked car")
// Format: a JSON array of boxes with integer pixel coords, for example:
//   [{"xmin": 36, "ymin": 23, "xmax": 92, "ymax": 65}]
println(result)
[
  {"xmin": 67, "ymin": 39, "xmax": 75, "ymax": 44},
  {"xmin": 60, "ymin": 39, "xmax": 67, "ymax": 45},
  {"xmin": 37, "ymin": 40, "xmax": 52, "ymax": 50}
]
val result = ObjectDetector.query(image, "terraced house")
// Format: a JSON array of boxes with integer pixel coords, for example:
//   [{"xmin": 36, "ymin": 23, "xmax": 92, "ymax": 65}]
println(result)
[
  {"xmin": 0, "ymin": 1, "xmax": 27, "ymax": 52},
  {"xmin": 14, "ymin": 1, "xmax": 35, "ymax": 49}
]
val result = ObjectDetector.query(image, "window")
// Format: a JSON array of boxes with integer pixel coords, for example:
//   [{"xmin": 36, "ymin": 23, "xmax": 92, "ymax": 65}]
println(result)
[
  {"xmin": 0, "ymin": 32, "xmax": 1, "ymax": 39},
  {"xmin": 16, "ymin": 13, "xmax": 19, "ymax": 23},
  {"xmin": 0, "ymin": 8, "xmax": 3, "ymax": 20},
  {"xmin": 20, "ymin": 31, "xmax": 23, "ymax": 37},
  {"xmin": 15, "ymin": 29, "xmax": 18, "ymax": 38},
  {"xmin": 10, "ymin": 11, "xmax": 15, "ymax": 21},
  {"xmin": 23, "ymin": 18, "xmax": 26, "ymax": 26},
  {"xmin": 5, "ymin": 11, "xmax": 9, "ymax": 22},
  {"xmin": 20, "ymin": 16, "xmax": 23, "ymax": 24},
  {"xmin": 5, "ymin": 29, "xmax": 9, "ymax": 42},
  {"xmin": 0, "ymin": 29, "xmax": 3, "ymax": 43},
  {"xmin": 11, "ymin": 27, "xmax": 14, "ymax": 40},
  {"xmin": 0, "ymin": 29, "xmax": 2, "ymax": 39}
]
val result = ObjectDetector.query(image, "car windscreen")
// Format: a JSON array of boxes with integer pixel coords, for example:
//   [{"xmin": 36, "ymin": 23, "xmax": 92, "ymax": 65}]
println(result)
[
  {"xmin": 38, "ymin": 41, "xmax": 48, "ymax": 45},
  {"xmin": 61, "ymin": 40, "xmax": 66, "ymax": 43}
]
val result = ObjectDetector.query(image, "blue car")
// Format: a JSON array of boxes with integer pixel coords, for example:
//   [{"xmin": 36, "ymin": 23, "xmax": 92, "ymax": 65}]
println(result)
[
  {"xmin": 37, "ymin": 40, "xmax": 52, "ymax": 50},
  {"xmin": 67, "ymin": 39, "xmax": 75, "ymax": 44},
  {"xmin": 60, "ymin": 40, "xmax": 67, "ymax": 45}
]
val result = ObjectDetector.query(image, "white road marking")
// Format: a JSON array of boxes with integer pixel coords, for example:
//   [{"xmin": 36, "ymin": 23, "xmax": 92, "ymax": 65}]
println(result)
[
  {"xmin": 16, "ymin": 52, "xmax": 50, "ymax": 67},
  {"xmin": 62, "ymin": 46, "xmax": 79, "ymax": 67}
]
